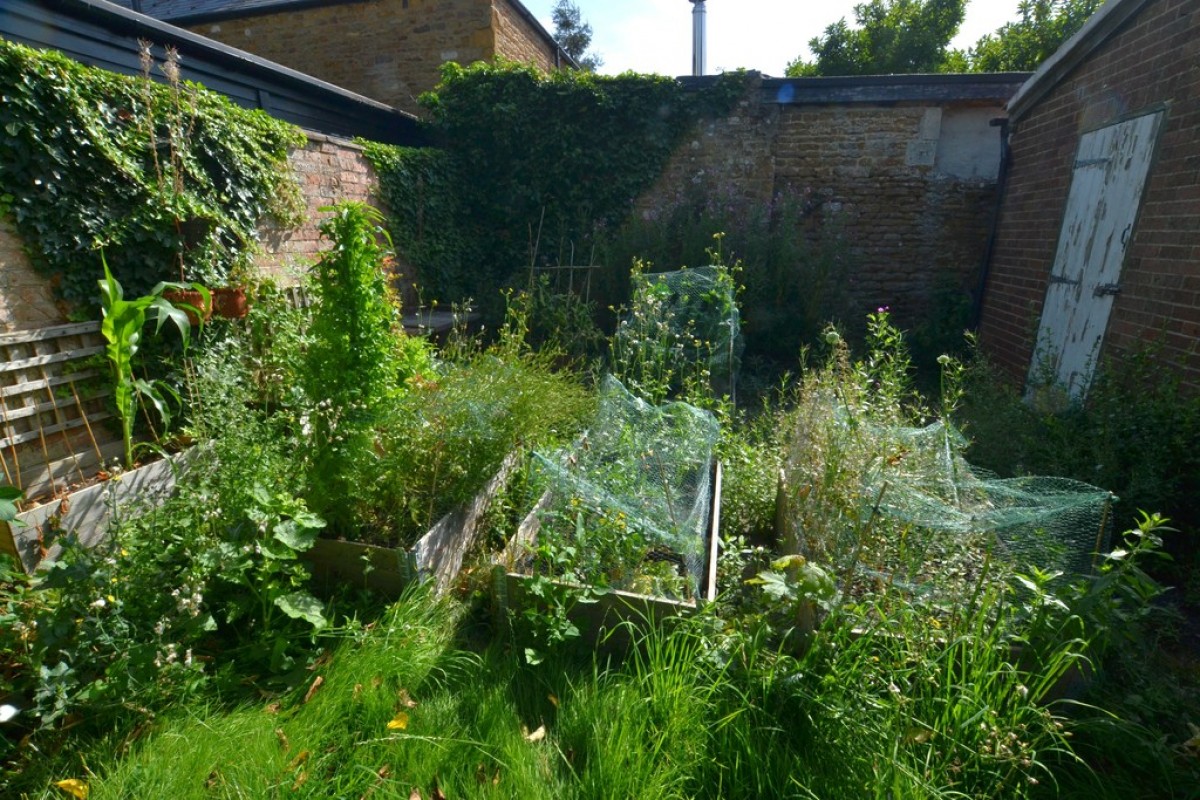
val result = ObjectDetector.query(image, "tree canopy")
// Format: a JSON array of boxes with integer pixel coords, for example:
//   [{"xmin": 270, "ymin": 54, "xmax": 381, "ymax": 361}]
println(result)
[
  {"xmin": 961, "ymin": 0, "xmax": 1103, "ymax": 72},
  {"xmin": 786, "ymin": 0, "xmax": 965, "ymax": 77},
  {"xmin": 552, "ymin": 0, "xmax": 603, "ymax": 72}
]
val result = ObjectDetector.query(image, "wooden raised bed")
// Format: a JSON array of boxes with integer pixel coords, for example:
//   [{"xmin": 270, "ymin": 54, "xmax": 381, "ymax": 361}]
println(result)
[
  {"xmin": 0, "ymin": 449, "xmax": 201, "ymax": 572},
  {"xmin": 492, "ymin": 462, "xmax": 722, "ymax": 650},
  {"xmin": 303, "ymin": 451, "xmax": 522, "ymax": 597}
]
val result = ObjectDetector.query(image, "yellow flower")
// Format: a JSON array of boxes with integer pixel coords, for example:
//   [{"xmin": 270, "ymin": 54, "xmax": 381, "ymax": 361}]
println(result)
[
  {"xmin": 55, "ymin": 778, "xmax": 88, "ymax": 799},
  {"xmin": 387, "ymin": 711, "xmax": 409, "ymax": 731}
]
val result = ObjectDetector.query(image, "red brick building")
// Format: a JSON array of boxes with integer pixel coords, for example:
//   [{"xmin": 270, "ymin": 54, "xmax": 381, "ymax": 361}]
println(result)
[
  {"xmin": 121, "ymin": 0, "xmax": 574, "ymax": 114},
  {"xmin": 978, "ymin": 0, "xmax": 1200, "ymax": 395}
]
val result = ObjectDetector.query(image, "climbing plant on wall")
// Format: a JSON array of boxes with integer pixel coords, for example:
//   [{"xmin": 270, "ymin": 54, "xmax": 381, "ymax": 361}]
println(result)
[
  {"xmin": 363, "ymin": 60, "xmax": 750, "ymax": 306},
  {"xmin": 0, "ymin": 40, "xmax": 305, "ymax": 312}
]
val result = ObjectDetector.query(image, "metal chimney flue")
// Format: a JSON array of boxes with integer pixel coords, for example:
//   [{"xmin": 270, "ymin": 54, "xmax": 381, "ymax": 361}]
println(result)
[{"xmin": 690, "ymin": 0, "xmax": 707, "ymax": 77}]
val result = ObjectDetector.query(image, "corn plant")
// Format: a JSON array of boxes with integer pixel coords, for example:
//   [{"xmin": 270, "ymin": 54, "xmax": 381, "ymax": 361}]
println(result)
[{"xmin": 99, "ymin": 259, "xmax": 207, "ymax": 468}]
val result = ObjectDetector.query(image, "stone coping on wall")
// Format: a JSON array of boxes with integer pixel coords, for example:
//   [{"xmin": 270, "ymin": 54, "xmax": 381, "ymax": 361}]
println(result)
[{"xmin": 679, "ymin": 72, "xmax": 1031, "ymax": 106}]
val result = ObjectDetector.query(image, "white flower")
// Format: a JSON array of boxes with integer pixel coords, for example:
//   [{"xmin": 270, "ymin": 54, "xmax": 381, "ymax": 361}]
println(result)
[{"xmin": 0, "ymin": 704, "xmax": 19, "ymax": 723}]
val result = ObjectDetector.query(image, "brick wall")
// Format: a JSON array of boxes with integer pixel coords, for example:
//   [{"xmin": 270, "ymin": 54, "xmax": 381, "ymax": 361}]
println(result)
[
  {"xmin": 0, "ymin": 132, "xmax": 389, "ymax": 332},
  {"xmin": 978, "ymin": 0, "xmax": 1200, "ymax": 391},
  {"xmin": 0, "ymin": 219, "xmax": 62, "ymax": 332},
  {"xmin": 640, "ymin": 83, "xmax": 1005, "ymax": 331},
  {"xmin": 189, "ymin": 0, "xmax": 559, "ymax": 116}
]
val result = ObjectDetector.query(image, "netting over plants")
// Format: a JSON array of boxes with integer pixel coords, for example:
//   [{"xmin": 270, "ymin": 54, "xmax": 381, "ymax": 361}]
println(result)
[
  {"xmin": 787, "ymin": 414, "xmax": 1114, "ymax": 594},
  {"xmin": 524, "ymin": 376, "xmax": 720, "ymax": 600},
  {"xmin": 611, "ymin": 265, "xmax": 743, "ymax": 403}
]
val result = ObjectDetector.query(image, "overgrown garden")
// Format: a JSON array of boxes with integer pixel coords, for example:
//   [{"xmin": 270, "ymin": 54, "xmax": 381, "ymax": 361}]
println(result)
[{"xmin": 1, "ymin": 43, "xmax": 1198, "ymax": 800}]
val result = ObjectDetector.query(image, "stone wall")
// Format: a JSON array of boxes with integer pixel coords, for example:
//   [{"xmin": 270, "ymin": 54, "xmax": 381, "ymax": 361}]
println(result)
[
  {"xmin": 640, "ymin": 79, "xmax": 1007, "ymax": 331},
  {"xmin": 493, "ymin": 0, "xmax": 558, "ymax": 72},
  {"xmin": 188, "ymin": 0, "xmax": 560, "ymax": 116},
  {"xmin": 0, "ymin": 132, "xmax": 386, "ymax": 333},
  {"xmin": 978, "ymin": 0, "xmax": 1200, "ymax": 391}
]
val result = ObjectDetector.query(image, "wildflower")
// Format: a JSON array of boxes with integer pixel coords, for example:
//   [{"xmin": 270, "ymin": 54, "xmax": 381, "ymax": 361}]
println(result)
[
  {"xmin": 0, "ymin": 703, "xmax": 19, "ymax": 723},
  {"xmin": 937, "ymin": 354, "xmax": 952, "ymax": 366}
]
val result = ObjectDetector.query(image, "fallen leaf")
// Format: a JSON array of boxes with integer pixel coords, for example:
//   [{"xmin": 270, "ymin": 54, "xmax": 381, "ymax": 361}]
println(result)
[
  {"xmin": 547, "ymin": 693, "xmax": 559, "ymax": 708},
  {"xmin": 353, "ymin": 683, "xmax": 364, "ymax": 701},
  {"xmin": 371, "ymin": 676, "xmax": 383, "ymax": 689},
  {"xmin": 303, "ymin": 675, "xmax": 325, "ymax": 704},
  {"xmin": 291, "ymin": 770, "xmax": 308, "ymax": 791},
  {"xmin": 431, "ymin": 778, "xmax": 447, "ymax": 800},
  {"xmin": 205, "ymin": 769, "xmax": 221, "ymax": 789},
  {"xmin": 288, "ymin": 749, "xmax": 310, "ymax": 770},
  {"xmin": 54, "ymin": 778, "xmax": 88, "ymax": 799},
  {"xmin": 264, "ymin": 702, "xmax": 282, "ymax": 715},
  {"xmin": 524, "ymin": 724, "xmax": 546, "ymax": 743},
  {"xmin": 397, "ymin": 689, "xmax": 417, "ymax": 708},
  {"xmin": 408, "ymin": 790, "xmax": 422, "ymax": 800},
  {"xmin": 275, "ymin": 727, "xmax": 290, "ymax": 752},
  {"xmin": 387, "ymin": 711, "xmax": 409, "ymax": 731}
]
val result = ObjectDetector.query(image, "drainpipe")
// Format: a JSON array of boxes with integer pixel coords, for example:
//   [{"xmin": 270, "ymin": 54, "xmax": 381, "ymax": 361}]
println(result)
[
  {"xmin": 971, "ymin": 116, "xmax": 1011, "ymax": 331},
  {"xmin": 690, "ymin": 0, "xmax": 707, "ymax": 77}
]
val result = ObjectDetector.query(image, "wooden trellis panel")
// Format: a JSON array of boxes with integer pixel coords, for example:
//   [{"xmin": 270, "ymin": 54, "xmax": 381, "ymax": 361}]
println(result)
[{"xmin": 0, "ymin": 322, "xmax": 122, "ymax": 504}]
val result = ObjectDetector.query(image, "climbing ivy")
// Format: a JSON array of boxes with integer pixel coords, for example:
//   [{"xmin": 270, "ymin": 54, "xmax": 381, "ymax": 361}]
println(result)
[
  {"xmin": 363, "ymin": 60, "xmax": 750, "ymax": 305},
  {"xmin": 0, "ymin": 40, "xmax": 305, "ymax": 312}
]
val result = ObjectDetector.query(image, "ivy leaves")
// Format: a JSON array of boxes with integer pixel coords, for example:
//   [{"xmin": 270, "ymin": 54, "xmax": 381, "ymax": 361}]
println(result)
[
  {"xmin": 0, "ymin": 40, "xmax": 304, "ymax": 312},
  {"xmin": 366, "ymin": 61, "xmax": 751, "ymax": 308}
]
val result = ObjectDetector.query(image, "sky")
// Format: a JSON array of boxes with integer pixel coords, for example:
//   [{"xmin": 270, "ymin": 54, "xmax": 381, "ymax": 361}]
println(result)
[{"xmin": 520, "ymin": 0, "xmax": 1024, "ymax": 77}]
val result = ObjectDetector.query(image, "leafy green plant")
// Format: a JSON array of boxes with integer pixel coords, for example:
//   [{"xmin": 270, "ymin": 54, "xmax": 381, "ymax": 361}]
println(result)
[
  {"xmin": 302, "ymin": 202, "xmax": 431, "ymax": 531},
  {"xmin": 0, "ymin": 485, "xmax": 21, "ymax": 525},
  {"xmin": 0, "ymin": 39, "xmax": 304, "ymax": 310},
  {"xmin": 98, "ymin": 259, "xmax": 208, "ymax": 468},
  {"xmin": 364, "ymin": 62, "xmax": 751, "ymax": 310}
]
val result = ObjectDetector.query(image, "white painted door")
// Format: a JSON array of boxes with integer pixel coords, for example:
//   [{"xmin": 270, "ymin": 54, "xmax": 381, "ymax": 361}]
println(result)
[{"xmin": 1028, "ymin": 110, "xmax": 1163, "ymax": 399}]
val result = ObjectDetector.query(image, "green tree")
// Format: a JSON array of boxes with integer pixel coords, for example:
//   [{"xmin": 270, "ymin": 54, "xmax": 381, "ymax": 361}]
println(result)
[
  {"xmin": 786, "ymin": 0, "xmax": 965, "ymax": 76},
  {"xmin": 552, "ymin": 0, "xmax": 603, "ymax": 72},
  {"xmin": 961, "ymin": 0, "xmax": 1103, "ymax": 71}
]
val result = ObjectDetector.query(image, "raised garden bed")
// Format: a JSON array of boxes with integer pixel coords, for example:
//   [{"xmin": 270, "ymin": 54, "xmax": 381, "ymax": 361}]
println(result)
[
  {"xmin": 304, "ymin": 451, "xmax": 521, "ymax": 597},
  {"xmin": 493, "ymin": 462, "xmax": 722, "ymax": 650},
  {"xmin": 0, "ymin": 449, "xmax": 200, "ymax": 572}
]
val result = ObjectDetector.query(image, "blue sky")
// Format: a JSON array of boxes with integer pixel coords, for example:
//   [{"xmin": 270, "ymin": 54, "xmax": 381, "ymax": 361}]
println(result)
[{"xmin": 521, "ymin": 0, "xmax": 1023, "ymax": 77}]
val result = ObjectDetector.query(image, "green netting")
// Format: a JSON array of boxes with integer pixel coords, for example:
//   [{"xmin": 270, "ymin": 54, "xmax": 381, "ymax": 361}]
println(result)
[
  {"xmin": 612, "ymin": 265, "xmax": 743, "ymax": 401},
  {"xmin": 525, "ymin": 376, "xmax": 719, "ymax": 600},
  {"xmin": 791, "ymin": 415, "xmax": 1114, "ymax": 592}
]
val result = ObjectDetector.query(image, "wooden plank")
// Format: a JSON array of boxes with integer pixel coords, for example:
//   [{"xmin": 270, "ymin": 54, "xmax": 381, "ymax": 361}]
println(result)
[
  {"xmin": 0, "ymin": 346, "xmax": 106, "ymax": 374},
  {"xmin": 0, "ymin": 322, "xmax": 100, "ymax": 346},
  {"xmin": 12, "ymin": 440, "xmax": 126, "ymax": 503},
  {"xmin": 1, "ymin": 449, "xmax": 201, "ymax": 573},
  {"xmin": 0, "ymin": 412, "xmax": 113, "ymax": 450},
  {"xmin": 0, "ymin": 390, "xmax": 110, "ymax": 425},
  {"xmin": 412, "ymin": 450, "xmax": 521, "ymax": 594},
  {"xmin": 0, "ymin": 369, "xmax": 102, "ymax": 400}
]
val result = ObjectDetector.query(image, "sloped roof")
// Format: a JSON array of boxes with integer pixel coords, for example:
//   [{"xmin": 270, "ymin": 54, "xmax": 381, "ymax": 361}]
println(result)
[
  {"xmin": 5, "ymin": 0, "xmax": 422, "ymax": 143},
  {"xmin": 114, "ymin": 1, "xmax": 340, "ymax": 22},
  {"xmin": 1007, "ymin": 0, "xmax": 1154, "ymax": 121}
]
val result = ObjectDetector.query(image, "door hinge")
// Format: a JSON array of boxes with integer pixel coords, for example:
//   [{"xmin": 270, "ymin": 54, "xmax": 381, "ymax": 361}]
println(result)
[
  {"xmin": 1047, "ymin": 274, "xmax": 1081, "ymax": 287},
  {"xmin": 1094, "ymin": 283, "xmax": 1122, "ymax": 297}
]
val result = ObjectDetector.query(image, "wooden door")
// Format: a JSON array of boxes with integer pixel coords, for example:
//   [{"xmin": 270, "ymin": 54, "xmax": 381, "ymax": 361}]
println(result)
[{"xmin": 1029, "ymin": 110, "xmax": 1163, "ymax": 399}]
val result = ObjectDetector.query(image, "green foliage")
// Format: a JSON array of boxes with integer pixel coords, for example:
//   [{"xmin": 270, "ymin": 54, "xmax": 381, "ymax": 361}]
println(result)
[
  {"xmin": 603, "ymin": 185, "xmax": 852, "ymax": 367},
  {"xmin": 961, "ymin": 0, "xmax": 1103, "ymax": 72},
  {"xmin": 302, "ymin": 202, "xmax": 431, "ymax": 530},
  {"xmin": 958, "ymin": 343, "xmax": 1200, "ymax": 539},
  {"xmin": 552, "ymin": 0, "xmax": 603, "ymax": 72},
  {"xmin": 787, "ymin": 0, "xmax": 966, "ymax": 76},
  {"xmin": 98, "ymin": 258, "xmax": 205, "ymax": 467},
  {"xmin": 358, "ymin": 338, "xmax": 594, "ymax": 547},
  {"xmin": 364, "ymin": 61, "xmax": 751, "ymax": 309},
  {"xmin": 610, "ymin": 257, "xmax": 742, "ymax": 407},
  {"xmin": 0, "ymin": 40, "xmax": 304, "ymax": 311},
  {"xmin": 0, "ymin": 485, "xmax": 21, "ymax": 524}
]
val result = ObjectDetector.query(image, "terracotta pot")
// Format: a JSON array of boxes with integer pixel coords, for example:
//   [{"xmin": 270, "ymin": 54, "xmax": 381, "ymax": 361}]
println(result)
[
  {"xmin": 212, "ymin": 286, "xmax": 250, "ymax": 319},
  {"xmin": 162, "ymin": 289, "xmax": 212, "ymax": 325}
]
